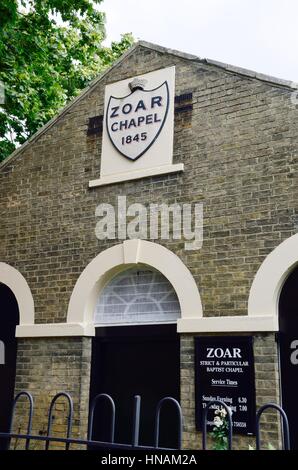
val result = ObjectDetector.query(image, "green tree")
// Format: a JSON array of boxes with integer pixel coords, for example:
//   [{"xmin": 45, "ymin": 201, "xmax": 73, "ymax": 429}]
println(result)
[{"xmin": 0, "ymin": 0, "xmax": 134, "ymax": 162}]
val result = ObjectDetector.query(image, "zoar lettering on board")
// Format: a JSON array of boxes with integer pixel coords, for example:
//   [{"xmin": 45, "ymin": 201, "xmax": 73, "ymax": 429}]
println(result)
[
  {"xmin": 106, "ymin": 79, "xmax": 169, "ymax": 161},
  {"xmin": 206, "ymin": 347, "xmax": 242, "ymax": 359}
]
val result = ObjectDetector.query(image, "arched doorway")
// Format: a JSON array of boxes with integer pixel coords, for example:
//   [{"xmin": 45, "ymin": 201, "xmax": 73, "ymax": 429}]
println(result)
[
  {"xmin": 89, "ymin": 267, "xmax": 181, "ymax": 448},
  {"xmin": 279, "ymin": 266, "xmax": 298, "ymax": 449},
  {"xmin": 0, "ymin": 283, "xmax": 19, "ymax": 449}
]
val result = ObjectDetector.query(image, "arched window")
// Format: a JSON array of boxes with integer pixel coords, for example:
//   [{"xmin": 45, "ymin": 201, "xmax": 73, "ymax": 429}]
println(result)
[{"xmin": 94, "ymin": 268, "xmax": 180, "ymax": 325}]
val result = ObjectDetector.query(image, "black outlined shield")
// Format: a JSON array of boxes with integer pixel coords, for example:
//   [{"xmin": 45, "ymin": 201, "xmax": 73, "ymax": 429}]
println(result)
[{"xmin": 106, "ymin": 81, "xmax": 169, "ymax": 161}]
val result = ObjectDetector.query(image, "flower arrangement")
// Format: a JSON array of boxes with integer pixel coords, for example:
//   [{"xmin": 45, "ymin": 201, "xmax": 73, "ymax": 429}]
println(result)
[{"xmin": 211, "ymin": 407, "xmax": 229, "ymax": 450}]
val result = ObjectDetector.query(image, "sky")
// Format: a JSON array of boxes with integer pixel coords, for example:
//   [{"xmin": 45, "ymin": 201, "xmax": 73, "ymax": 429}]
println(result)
[{"xmin": 102, "ymin": 0, "xmax": 298, "ymax": 83}]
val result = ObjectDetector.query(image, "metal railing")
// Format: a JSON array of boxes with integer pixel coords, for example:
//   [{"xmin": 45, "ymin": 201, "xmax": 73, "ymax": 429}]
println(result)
[
  {"xmin": 0, "ymin": 392, "xmax": 291, "ymax": 450},
  {"xmin": 0, "ymin": 392, "xmax": 183, "ymax": 451}
]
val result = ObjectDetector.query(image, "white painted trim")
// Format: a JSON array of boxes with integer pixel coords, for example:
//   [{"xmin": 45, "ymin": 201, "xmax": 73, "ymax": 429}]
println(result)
[
  {"xmin": 177, "ymin": 315, "xmax": 279, "ymax": 333},
  {"xmin": 67, "ymin": 240, "xmax": 203, "ymax": 332},
  {"xmin": 15, "ymin": 316, "xmax": 279, "ymax": 337},
  {"xmin": 89, "ymin": 163, "xmax": 184, "ymax": 188},
  {"xmin": 248, "ymin": 233, "xmax": 298, "ymax": 318},
  {"xmin": 16, "ymin": 323, "xmax": 95, "ymax": 338},
  {"xmin": 0, "ymin": 262, "xmax": 35, "ymax": 326}
]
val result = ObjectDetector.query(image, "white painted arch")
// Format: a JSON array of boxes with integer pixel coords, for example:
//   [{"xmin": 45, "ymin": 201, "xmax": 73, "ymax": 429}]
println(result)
[
  {"xmin": 0, "ymin": 262, "xmax": 35, "ymax": 326},
  {"xmin": 248, "ymin": 233, "xmax": 298, "ymax": 320},
  {"xmin": 67, "ymin": 239, "xmax": 203, "ymax": 335}
]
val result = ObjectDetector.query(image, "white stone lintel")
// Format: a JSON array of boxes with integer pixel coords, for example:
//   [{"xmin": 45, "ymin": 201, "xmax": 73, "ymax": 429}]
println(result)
[
  {"xmin": 89, "ymin": 163, "xmax": 184, "ymax": 188},
  {"xmin": 177, "ymin": 315, "xmax": 278, "ymax": 333},
  {"xmin": 16, "ymin": 323, "xmax": 95, "ymax": 338}
]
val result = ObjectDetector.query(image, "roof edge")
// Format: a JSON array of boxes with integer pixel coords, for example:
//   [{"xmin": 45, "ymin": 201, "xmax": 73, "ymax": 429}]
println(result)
[
  {"xmin": 1, "ymin": 40, "xmax": 296, "ymax": 171},
  {"xmin": 137, "ymin": 41, "xmax": 296, "ymax": 89}
]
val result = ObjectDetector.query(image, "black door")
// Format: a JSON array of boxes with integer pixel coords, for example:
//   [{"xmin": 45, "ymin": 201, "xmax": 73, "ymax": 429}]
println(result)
[
  {"xmin": 89, "ymin": 324, "xmax": 180, "ymax": 448},
  {"xmin": 0, "ymin": 283, "xmax": 19, "ymax": 449},
  {"xmin": 279, "ymin": 267, "xmax": 298, "ymax": 449}
]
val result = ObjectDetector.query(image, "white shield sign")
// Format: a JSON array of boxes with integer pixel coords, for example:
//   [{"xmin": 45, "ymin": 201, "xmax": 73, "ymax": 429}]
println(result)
[{"xmin": 106, "ymin": 81, "xmax": 169, "ymax": 161}]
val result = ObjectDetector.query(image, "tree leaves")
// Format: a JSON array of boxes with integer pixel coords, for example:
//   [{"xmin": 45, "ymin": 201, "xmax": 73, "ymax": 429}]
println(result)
[{"xmin": 0, "ymin": 0, "xmax": 134, "ymax": 162}]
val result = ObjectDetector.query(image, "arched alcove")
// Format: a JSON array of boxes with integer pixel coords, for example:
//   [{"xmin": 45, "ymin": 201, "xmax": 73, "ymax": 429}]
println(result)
[
  {"xmin": 0, "ymin": 283, "xmax": 19, "ymax": 446},
  {"xmin": 248, "ymin": 233, "xmax": 298, "ymax": 319},
  {"xmin": 278, "ymin": 266, "xmax": 298, "ymax": 449},
  {"xmin": 0, "ymin": 262, "xmax": 35, "ymax": 327},
  {"xmin": 67, "ymin": 240, "xmax": 202, "ymax": 335}
]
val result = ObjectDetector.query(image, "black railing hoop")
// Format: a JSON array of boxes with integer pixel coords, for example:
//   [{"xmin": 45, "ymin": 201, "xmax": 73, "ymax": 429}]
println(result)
[
  {"xmin": 46, "ymin": 392, "xmax": 74, "ymax": 450},
  {"xmin": 256, "ymin": 403, "xmax": 290, "ymax": 450},
  {"xmin": 88, "ymin": 393, "xmax": 115, "ymax": 443},
  {"xmin": 131, "ymin": 395, "xmax": 141, "ymax": 446},
  {"xmin": 154, "ymin": 397, "xmax": 183, "ymax": 449},
  {"xmin": 9, "ymin": 391, "xmax": 34, "ymax": 450}
]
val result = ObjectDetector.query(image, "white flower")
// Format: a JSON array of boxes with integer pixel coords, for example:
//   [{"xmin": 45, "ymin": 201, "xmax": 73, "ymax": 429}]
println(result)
[
  {"xmin": 213, "ymin": 416, "xmax": 223, "ymax": 427},
  {"xmin": 215, "ymin": 407, "xmax": 227, "ymax": 418}
]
